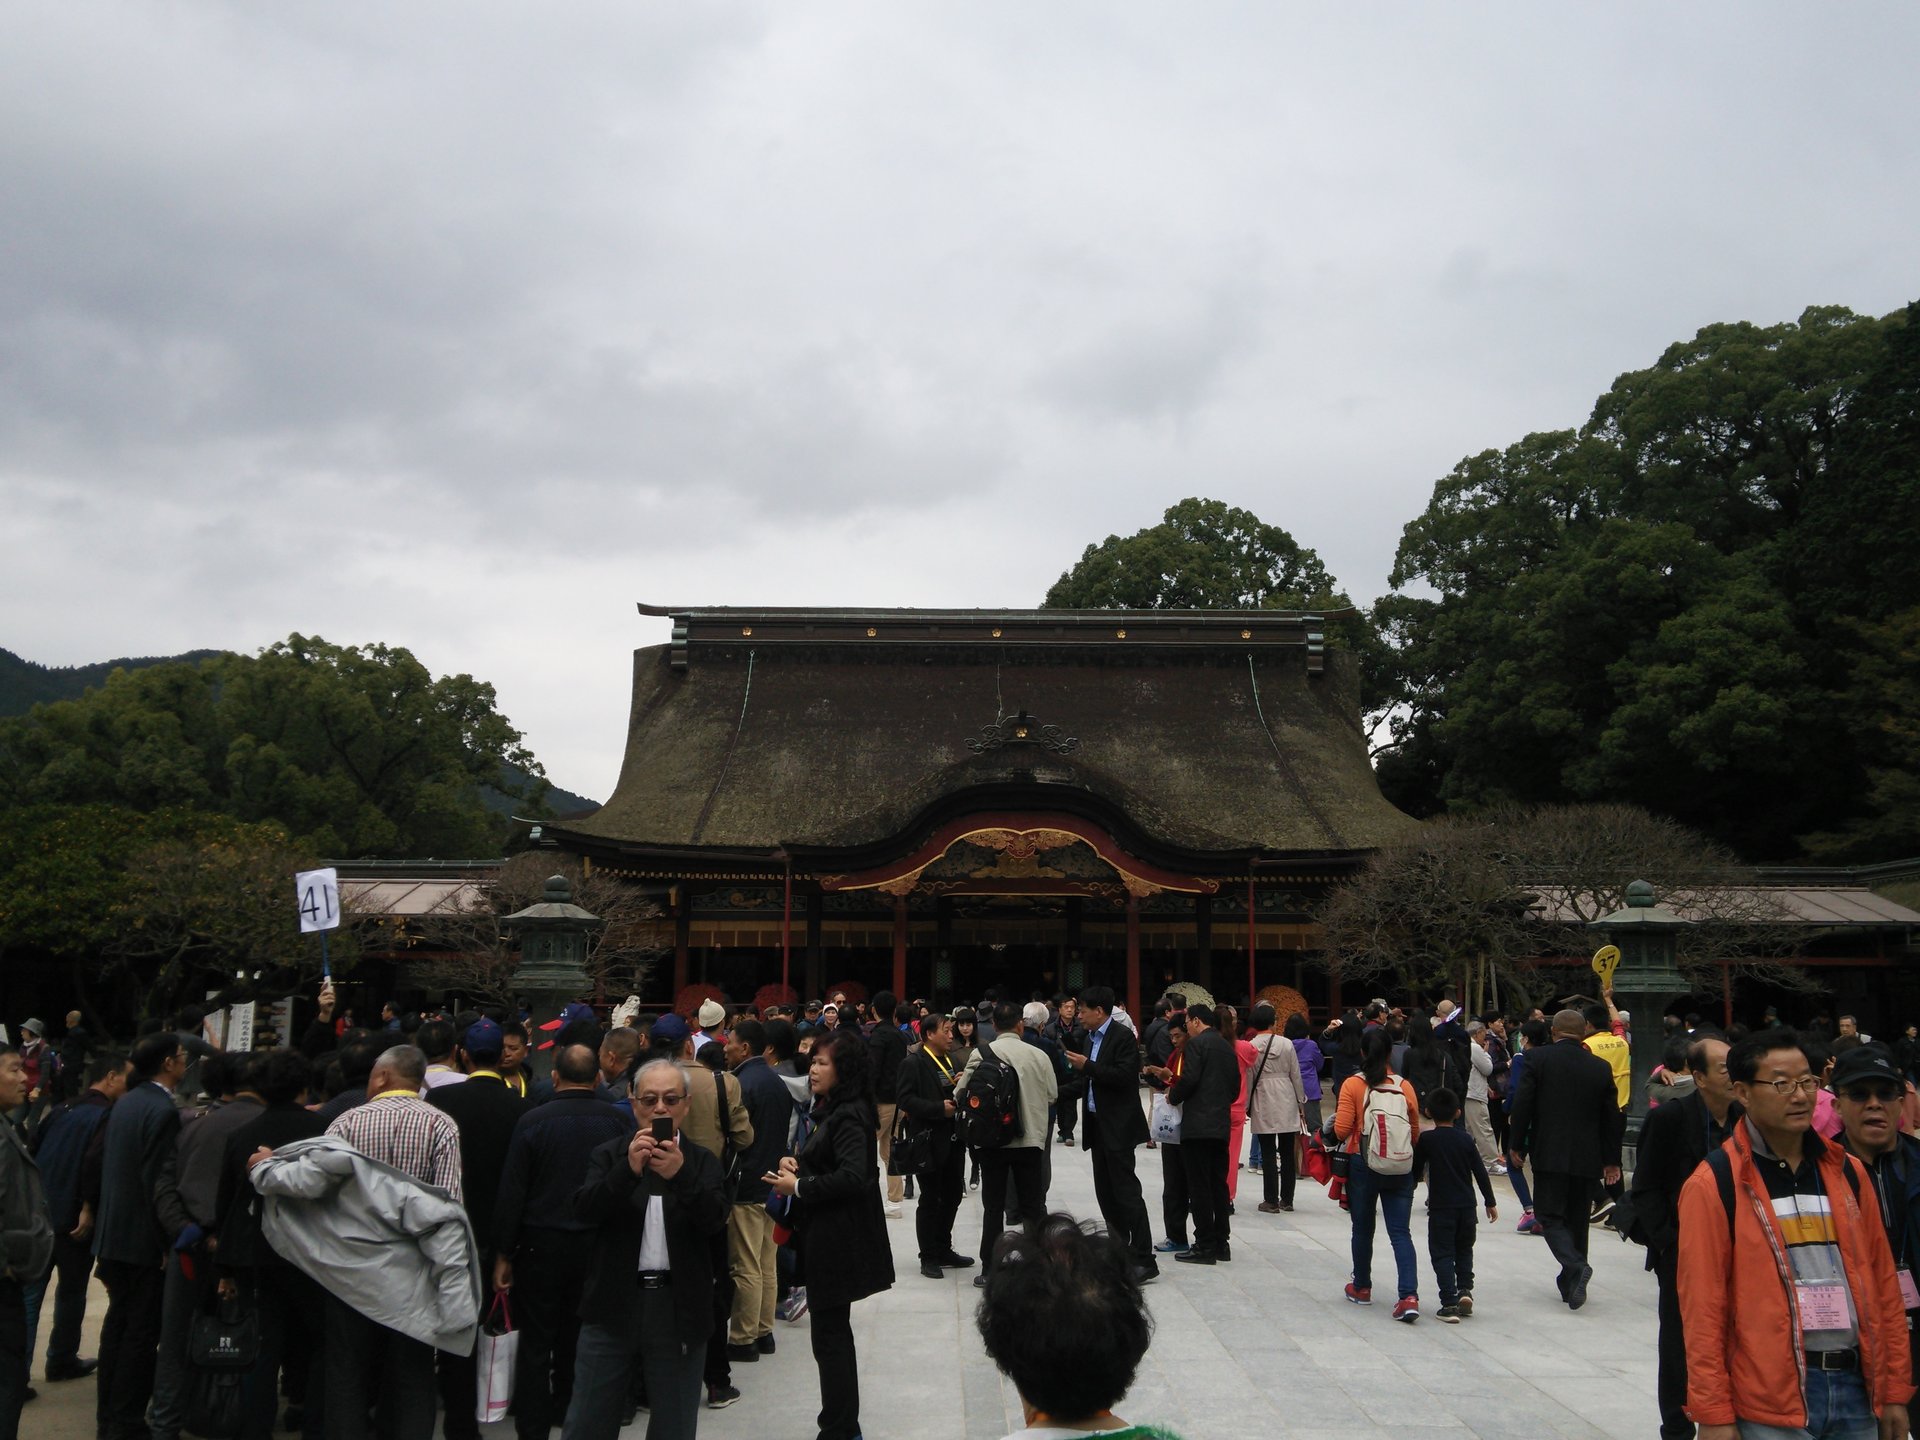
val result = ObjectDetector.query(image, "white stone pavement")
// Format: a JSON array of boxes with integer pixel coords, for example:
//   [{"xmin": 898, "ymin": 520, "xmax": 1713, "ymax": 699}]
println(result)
[{"xmin": 37, "ymin": 1139, "xmax": 1664, "ymax": 1440}]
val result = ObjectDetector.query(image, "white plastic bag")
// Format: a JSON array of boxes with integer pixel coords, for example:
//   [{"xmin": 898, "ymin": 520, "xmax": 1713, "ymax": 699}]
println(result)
[
  {"xmin": 1149, "ymin": 1092, "xmax": 1182, "ymax": 1145},
  {"xmin": 477, "ymin": 1294, "xmax": 518, "ymax": 1424}
]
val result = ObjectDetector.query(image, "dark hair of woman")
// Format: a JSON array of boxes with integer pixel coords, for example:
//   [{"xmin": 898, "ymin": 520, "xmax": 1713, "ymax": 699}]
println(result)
[
  {"xmin": 1361, "ymin": 1028, "xmax": 1394, "ymax": 1088},
  {"xmin": 976, "ymin": 1216, "xmax": 1152, "ymax": 1422},
  {"xmin": 1283, "ymin": 1011, "xmax": 1309, "ymax": 1041},
  {"xmin": 1336, "ymin": 1011, "xmax": 1365, "ymax": 1062},
  {"xmin": 815, "ymin": 1027, "xmax": 875, "ymax": 1115}
]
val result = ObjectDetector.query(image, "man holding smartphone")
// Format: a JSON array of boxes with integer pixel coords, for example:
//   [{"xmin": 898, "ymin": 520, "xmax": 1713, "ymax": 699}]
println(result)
[{"xmin": 563, "ymin": 1058, "xmax": 729, "ymax": 1440}]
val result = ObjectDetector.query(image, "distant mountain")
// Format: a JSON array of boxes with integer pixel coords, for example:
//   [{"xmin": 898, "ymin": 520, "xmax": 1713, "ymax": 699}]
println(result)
[
  {"xmin": 0, "ymin": 645, "xmax": 228, "ymax": 715},
  {"xmin": 0, "ymin": 645, "xmax": 600, "ymax": 816}
]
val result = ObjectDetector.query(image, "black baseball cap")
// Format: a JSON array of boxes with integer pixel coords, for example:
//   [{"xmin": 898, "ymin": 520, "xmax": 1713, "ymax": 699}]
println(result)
[{"xmin": 1831, "ymin": 1043, "xmax": 1904, "ymax": 1092}]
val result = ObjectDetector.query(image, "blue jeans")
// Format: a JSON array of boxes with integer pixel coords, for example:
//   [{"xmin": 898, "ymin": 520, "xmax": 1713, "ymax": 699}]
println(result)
[
  {"xmin": 1347, "ymin": 1163, "xmax": 1419, "ymax": 1300},
  {"xmin": 1735, "ymin": 1368, "xmax": 1876, "ymax": 1440}
]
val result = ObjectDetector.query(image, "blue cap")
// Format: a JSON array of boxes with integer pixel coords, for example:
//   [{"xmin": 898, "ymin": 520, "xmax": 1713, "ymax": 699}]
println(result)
[
  {"xmin": 649, "ymin": 1013, "xmax": 690, "ymax": 1048},
  {"xmin": 464, "ymin": 1018, "xmax": 504, "ymax": 1054}
]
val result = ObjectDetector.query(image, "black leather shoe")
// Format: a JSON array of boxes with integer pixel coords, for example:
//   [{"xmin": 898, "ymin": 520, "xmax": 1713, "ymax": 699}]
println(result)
[
  {"xmin": 45, "ymin": 1358, "xmax": 98, "ymax": 1381},
  {"xmin": 754, "ymin": 1334, "xmax": 775, "ymax": 1354},
  {"xmin": 1567, "ymin": 1265, "xmax": 1592, "ymax": 1311},
  {"xmin": 938, "ymin": 1252, "xmax": 975, "ymax": 1268},
  {"xmin": 920, "ymin": 1262, "xmax": 944, "ymax": 1279},
  {"xmin": 1132, "ymin": 1261, "xmax": 1160, "ymax": 1284},
  {"xmin": 1216, "ymin": 1243, "xmax": 1231, "ymax": 1262},
  {"xmin": 1175, "ymin": 1248, "xmax": 1217, "ymax": 1265},
  {"xmin": 972, "ymin": 1273, "xmax": 987, "ymax": 1288},
  {"xmin": 724, "ymin": 1342, "xmax": 759, "ymax": 1362}
]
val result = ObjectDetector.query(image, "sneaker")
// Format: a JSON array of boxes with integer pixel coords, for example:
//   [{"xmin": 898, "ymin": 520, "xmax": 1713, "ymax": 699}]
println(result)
[
  {"xmin": 1489, "ymin": 1161, "xmax": 1508, "ymax": 1175},
  {"xmin": 883, "ymin": 1204, "xmax": 903, "ymax": 1219},
  {"xmin": 1344, "ymin": 1282, "xmax": 1372, "ymax": 1305},
  {"xmin": 706, "ymin": 1383, "xmax": 741, "ymax": 1410},
  {"xmin": 1455, "ymin": 1293, "xmax": 1473, "ymax": 1318},
  {"xmin": 1589, "ymin": 1198, "xmax": 1615, "ymax": 1224},
  {"xmin": 1392, "ymin": 1295, "xmax": 1419, "ymax": 1324},
  {"xmin": 1516, "ymin": 1211, "xmax": 1541, "ymax": 1235},
  {"xmin": 777, "ymin": 1287, "xmax": 808, "ymax": 1322},
  {"xmin": 1257, "ymin": 1201, "xmax": 1282, "ymax": 1214},
  {"xmin": 1435, "ymin": 1303, "xmax": 1461, "ymax": 1323},
  {"xmin": 1154, "ymin": 1239, "xmax": 1191, "ymax": 1254},
  {"xmin": 1059, "ymin": 1134, "xmax": 1075, "ymax": 1147}
]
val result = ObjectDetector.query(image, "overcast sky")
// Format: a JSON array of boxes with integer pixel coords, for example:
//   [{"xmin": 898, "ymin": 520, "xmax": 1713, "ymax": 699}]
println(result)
[{"xmin": 4, "ymin": 4, "xmax": 1915, "ymax": 799}]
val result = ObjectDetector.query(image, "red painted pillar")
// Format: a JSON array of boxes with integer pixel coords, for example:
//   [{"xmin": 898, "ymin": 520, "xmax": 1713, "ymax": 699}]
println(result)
[
  {"xmin": 892, "ymin": 895, "xmax": 909, "ymax": 1001},
  {"xmin": 781, "ymin": 866, "xmax": 793, "ymax": 1001},
  {"xmin": 673, "ymin": 895, "xmax": 690, "ymax": 998},
  {"xmin": 1125, "ymin": 894, "xmax": 1142, "ymax": 1023},
  {"xmin": 1246, "ymin": 875, "xmax": 1256, "ymax": 1008}
]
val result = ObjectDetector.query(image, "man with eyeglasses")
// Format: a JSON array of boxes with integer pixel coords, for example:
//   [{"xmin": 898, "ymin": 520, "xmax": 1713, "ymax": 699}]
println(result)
[
  {"xmin": 1678, "ymin": 1028, "xmax": 1911, "ymax": 1440},
  {"xmin": 1630, "ymin": 1034, "xmax": 1740, "ymax": 1440},
  {"xmin": 1833, "ymin": 1043, "xmax": 1920, "ymax": 1417},
  {"xmin": 564, "ymin": 1057, "xmax": 728, "ymax": 1440}
]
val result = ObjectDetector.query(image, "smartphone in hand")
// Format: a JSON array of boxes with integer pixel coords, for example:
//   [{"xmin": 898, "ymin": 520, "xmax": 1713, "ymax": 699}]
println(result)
[{"xmin": 651, "ymin": 1116, "xmax": 673, "ymax": 1142}]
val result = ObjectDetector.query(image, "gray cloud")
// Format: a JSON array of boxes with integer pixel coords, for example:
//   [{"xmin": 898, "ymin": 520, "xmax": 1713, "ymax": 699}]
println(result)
[{"xmin": 3, "ymin": 2, "xmax": 1917, "ymax": 791}]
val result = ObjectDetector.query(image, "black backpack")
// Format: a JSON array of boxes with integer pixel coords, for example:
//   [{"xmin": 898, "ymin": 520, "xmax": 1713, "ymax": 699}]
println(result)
[{"xmin": 958, "ymin": 1049, "xmax": 1023, "ymax": 1150}]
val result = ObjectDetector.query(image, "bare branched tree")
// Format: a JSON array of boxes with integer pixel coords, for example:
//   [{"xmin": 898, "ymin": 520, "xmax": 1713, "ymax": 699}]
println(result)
[
  {"xmin": 1317, "ymin": 803, "xmax": 1811, "ymax": 1015},
  {"xmin": 407, "ymin": 854, "xmax": 663, "ymax": 1009}
]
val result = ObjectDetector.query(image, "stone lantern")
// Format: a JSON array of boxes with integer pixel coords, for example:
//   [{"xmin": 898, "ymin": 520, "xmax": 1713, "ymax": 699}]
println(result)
[
  {"xmin": 503, "ymin": 874, "xmax": 601, "ymax": 1028},
  {"xmin": 1589, "ymin": 879, "xmax": 1692, "ymax": 1150}
]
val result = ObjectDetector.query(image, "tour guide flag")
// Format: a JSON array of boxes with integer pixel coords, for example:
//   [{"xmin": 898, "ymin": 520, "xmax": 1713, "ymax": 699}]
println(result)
[
  {"xmin": 1591, "ymin": 943, "xmax": 1621, "ymax": 991},
  {"xmin": 296, "ymin": 867, "xmax": 341, "ymax": 979}
]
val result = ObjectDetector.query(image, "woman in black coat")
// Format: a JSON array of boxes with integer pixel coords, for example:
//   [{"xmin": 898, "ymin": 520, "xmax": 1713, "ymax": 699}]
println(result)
[{"xmin": 766, "ymin": 1027, "xmax": 895, "ymax": 1440}]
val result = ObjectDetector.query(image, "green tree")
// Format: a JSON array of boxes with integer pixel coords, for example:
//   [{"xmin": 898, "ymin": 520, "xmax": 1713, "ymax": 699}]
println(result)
[
  {"xmin": 1044, "ymin": 497, "xmax": 1343, "ymax": 610},
  {"xmin": 0, "ymin": 803, "xmax": 358, "ymax": 1025},
  {"xmin": 1042, "ymin": 497, "xmax": 1391, "ymax": 725},
  {"xmin": 0, "ymin": 635, "xmax": 545, "ymax": 857},
  {"xmin": 1376, "ymin": 303, "xmax": 1915, "ymax": 859}
]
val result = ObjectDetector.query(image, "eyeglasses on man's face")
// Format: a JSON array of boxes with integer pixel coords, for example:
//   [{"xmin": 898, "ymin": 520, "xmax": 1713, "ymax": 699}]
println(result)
[
  {"xmin": 1748, "ymin": 1075, "xmax": 1821, "ymax": 1097},
  {"xmin": 631, "ymin": 1091, "xmax": 686, "ymax": 1109}
]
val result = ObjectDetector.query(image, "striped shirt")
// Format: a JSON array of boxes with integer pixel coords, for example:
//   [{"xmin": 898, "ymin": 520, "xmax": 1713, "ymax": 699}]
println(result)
[
  {"xmin": 327, "ymin": 1091, "xmax": 464, "ymax": 1202},
  {"xmin": 1750, "ymin": 1122, "xmax": 1859, "ymax": 1350}
]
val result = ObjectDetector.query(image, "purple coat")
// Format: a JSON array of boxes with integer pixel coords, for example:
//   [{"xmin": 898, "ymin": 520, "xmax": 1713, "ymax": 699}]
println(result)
[{"xmin": 1292, "ymin": 1037, "xmax": 1324, "ymax": 1101}]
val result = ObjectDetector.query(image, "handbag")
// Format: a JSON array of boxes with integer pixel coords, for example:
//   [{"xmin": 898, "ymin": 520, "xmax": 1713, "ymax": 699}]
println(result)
[
  {"xmin": 713, "ymin": 1069, "xmax": 746, "ymax": 1202},
  {"xmin": 184, "ymin": 1297, "xmax": 260, "ymax": 1439},
  {"xmin": 1149, "ymin": 1091, "xmax": 1183, "ymax": 1145},
  {"xmin": 476, "ymin": 1294, "xmax": 518, "ymax": 1424},
  {"xmin": 887, "ymin": 1107, "xmax": 929, "ymax": 1178},
  {"xmin": 1320, "ymin": 1112, "xmax": 1350, "ymax": 1178}
]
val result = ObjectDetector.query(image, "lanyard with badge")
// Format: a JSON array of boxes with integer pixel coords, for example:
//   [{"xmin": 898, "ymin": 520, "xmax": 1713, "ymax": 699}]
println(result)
[
  {"xmin": 1873, "ymin": 1154, "xmax": 1920, "ymax": 1312},
  {"xmin": 1785, "ymin": 1188, "xmax": 1857, "ymax": 1336}
]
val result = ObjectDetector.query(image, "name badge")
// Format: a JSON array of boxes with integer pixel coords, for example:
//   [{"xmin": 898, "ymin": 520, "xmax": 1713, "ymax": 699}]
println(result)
[
  {"xmin": 1898, "ymin": 1267, "xmax": 1920, "ymax": 1311},
  {"xmin": 1797, "ymin": 1282, "xmax": 1852, "ymax": 1333}
]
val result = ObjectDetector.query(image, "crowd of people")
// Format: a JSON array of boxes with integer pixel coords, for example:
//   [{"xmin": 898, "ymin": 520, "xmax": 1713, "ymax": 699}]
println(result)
[{"xmin": 2, "ymin": 984, "xmax": 1920, "ymax": 1440}]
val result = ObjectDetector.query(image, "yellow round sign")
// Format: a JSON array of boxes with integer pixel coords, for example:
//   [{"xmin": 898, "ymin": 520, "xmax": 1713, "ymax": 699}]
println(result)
[{"xmin": 1591, "ymin": 944, "xmax": 1621, "ymax": 990}]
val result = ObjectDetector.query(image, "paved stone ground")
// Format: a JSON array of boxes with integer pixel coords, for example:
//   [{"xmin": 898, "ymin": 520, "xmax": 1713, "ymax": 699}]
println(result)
[{"xmin": 36, "ymin": 1138, "xmax": 1663, "ymax": 1439}]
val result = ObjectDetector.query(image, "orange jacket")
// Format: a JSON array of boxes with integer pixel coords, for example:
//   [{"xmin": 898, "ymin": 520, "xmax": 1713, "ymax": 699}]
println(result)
[
  {"xmin": 1676, "ymin": 1123, "xmax": 1914, "ymax": 1428},
  {"xmin": 1332, "ymin": 1073, "xmax": 1421, "ymax": 1156}
]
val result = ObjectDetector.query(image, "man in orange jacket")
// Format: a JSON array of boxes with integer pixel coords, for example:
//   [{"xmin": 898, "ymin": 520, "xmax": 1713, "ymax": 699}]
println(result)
[{"xmin": 1677, "ymin": 1028, "xmax": 1912, "ymax": 1440}]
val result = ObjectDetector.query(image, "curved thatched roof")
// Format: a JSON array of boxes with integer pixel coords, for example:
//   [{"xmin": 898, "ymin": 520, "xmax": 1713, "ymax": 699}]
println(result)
[{"xmin": 556, "ymin": 608, "xmax": 1417, "ymax": 863}]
